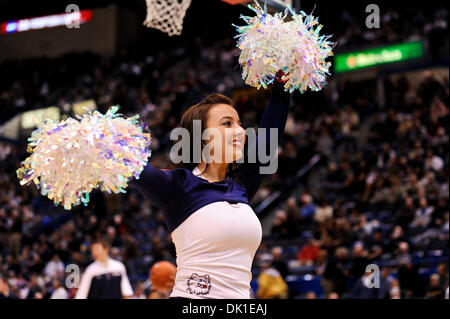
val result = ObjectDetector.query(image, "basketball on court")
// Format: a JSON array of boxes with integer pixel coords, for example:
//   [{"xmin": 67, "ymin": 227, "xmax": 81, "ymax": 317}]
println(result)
[{"xmin": 149, "ymin": 261, "xmax": 177, "ymax": 290}]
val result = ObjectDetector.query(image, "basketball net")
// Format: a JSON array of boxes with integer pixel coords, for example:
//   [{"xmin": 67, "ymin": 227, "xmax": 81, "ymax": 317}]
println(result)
[{"xmin": 143, "ymin": 0, "xmax": 192, "ymax": 36}]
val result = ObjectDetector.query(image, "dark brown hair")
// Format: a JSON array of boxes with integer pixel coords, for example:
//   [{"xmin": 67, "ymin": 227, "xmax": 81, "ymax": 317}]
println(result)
[{"xmin": 176, "ymin": 93, "xmax": 234, "ymax": 175}]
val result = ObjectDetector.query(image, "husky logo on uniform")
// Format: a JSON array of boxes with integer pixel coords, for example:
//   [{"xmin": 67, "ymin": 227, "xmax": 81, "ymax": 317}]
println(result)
[{"xmin": 187, "ymin": 273, "xmax": 211, "ymax": 295}]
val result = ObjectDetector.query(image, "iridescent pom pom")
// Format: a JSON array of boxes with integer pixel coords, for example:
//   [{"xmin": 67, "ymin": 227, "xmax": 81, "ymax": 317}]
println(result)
[
  {"xmin": 17, "ymin": 106, "xmax": 152, "ymax": 210},
  {"xmin": 234, "ymin": 1, "xmax": 335, "ymax": 93}
]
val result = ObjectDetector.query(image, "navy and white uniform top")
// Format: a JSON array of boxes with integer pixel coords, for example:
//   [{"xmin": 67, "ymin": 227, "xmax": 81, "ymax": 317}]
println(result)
[
  {"xmin": 75, "ymin": 257, "xmax": 133, "ymax": 299},
  {"xmin": 132, "ymin": 82, "xmax": 290, "ymax": 298}
]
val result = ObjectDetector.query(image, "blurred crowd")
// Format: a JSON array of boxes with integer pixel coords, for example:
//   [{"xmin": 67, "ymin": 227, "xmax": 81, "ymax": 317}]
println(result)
[
  {"xmin": 0, "ymin": 4, "xmax": 449, "ymax": 299},
  {"xmin": 333, "ymin": 4, "xmax": 448, "ymax": 60},
  {"xmin": 253, "ymin": 67, "xmax": 449, "ymax": 299}
]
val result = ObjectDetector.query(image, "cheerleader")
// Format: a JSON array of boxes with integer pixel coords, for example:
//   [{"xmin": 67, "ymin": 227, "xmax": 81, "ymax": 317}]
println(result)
[
  {"xmin": 131, "ymin": 76, "xmax": 291, "ymax": 299},
  {"xmin": 15, "ymin": 3, "xmax": 332, "ymax": 299}
]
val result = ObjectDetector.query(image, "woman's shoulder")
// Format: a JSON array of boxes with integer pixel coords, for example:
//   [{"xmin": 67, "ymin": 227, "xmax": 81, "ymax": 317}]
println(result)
[
  {"xmin": 162, "ymin": 167, "xmax": 191, "ymax": 177},
  {"xmin": 161, "ymin": 167, "xmax": 196, "ymax": 185}
]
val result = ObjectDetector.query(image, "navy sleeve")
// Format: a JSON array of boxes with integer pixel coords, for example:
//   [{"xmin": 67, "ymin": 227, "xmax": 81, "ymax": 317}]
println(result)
[
  {"xmin": 232, "ymin": 81, "xmax": 291, "ymax": 200},
  {"xmin": 129, "ymin": 163, "xmax": 183, "ymax": 207}
]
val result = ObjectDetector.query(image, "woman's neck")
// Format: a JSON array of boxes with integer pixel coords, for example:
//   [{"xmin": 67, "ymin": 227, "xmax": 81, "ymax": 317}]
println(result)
[{"xmin": 196, "ymin": 162, "xmax": 228, "ymax": 183}]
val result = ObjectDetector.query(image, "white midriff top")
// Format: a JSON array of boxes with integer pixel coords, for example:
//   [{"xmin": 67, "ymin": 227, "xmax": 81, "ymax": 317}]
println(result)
[{"xmin": 169, "ymin": 168, "xmax": 263, "ymax": 299}]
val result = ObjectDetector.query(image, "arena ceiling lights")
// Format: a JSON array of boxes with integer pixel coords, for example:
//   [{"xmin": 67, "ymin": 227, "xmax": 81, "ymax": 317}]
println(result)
[{"xmin": 0, "ymin": 9, "xmax": 93, "ymax": 35}]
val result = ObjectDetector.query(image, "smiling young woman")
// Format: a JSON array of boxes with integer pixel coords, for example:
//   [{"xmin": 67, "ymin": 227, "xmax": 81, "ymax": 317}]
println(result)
[{"xmin": 131, "ymin": 79, "xmax": 291, "ymax": 299}]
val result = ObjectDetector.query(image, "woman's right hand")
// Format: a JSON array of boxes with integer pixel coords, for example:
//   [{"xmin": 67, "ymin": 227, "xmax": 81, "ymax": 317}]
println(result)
[{"xmin": 275, "ymin": 70, "xmax": 288, "ymax": 84}]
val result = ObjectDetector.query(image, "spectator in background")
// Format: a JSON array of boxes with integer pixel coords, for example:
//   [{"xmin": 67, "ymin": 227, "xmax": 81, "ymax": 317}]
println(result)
[
  {"xmin": 270, "ymin": 210, "xmax": 291, "ymax": 239},
  {"xmin": 443, "ymin": 212, "xmax": 449, "ymax": 235},
  {"xmin": 314, "ymin": 198, "xmax": 334, "ymax": 224},
  {"xmin": 390, "ymin": 278, "xmax": 402, "ymax": 299},
  {"xmin": 395, "ymin": 196, "xmax": 416, "ymax": 232},
  {"xmin": 299, "ymin": 194, "xmax": 316, "ymax": 223},
  {"xmin": 49, "ymin": 278, "xmax": 68, "ymax": 299},
  {"xmin": 432, "ymin": 197, "xmax": 448, "ymax": 226},
  {"xmin": 256, "ymin": 256, "xmax": 288, "ymax": 299},
  {"xmin": 254, "ymin": 241, "xmax": 271, "ymax": 268},
  {"xmin": 321, "ymin": 247, "xmax": 350, "ymax": 296},
  {"xmin": 355, "ymin": 216, "xmax": 379, "ymax": 242},
  {"xmin": 383, "ymin": 225, "xmax": 406, "ymax": 254},
  {"xmin": 398, "ymin": 262, "xmax": 426, "ymax": 298},
  {"xmin": 328, "ymin": 292, "xmax": 339, "ymax": 299},
  {"xmin": 271, "ymin": 247, "xmax": 289, "ymax": 280},
  {"xmin": 351, "ymin": 269, "xmax": 380, "ymax": 299},
  {"xmin": 43, "ymin": 254, "xmax": 64, "ymax": 279},
  {"xmin": 25, "ymin": 273, "xmax": 44, "ymax": 299},
  {"xmin": 131, "ymin": 282, "xmax": 147, "ymax": 299},
  {"xmin": 284, "ymin": 197, "xmax": 301, "ymax": 235},
  {"xmin": 316, "ymin": 127, "xmax": 333, "ymax": 158},
  {"xmin": 338, "ymin": 105, "xmax": 360, "ymax": 154},
  {"xmin": 410, "ymin": 197, "xmax": 434, "ymax": 231},
  {"xmin": 110, "ymin": 247, "xmax": 123, "ymax": 262},
  {"xmin": 297, "ymin": 239, "xmax": 320, "ymax": 266},
  {"xmin": 425, "ymin": 273, "xmax": 445, "ymax": 299},
  {"xmin": 305, "ymin": 291, "xmax": 317, "ymax": 299},
  {"xmin": 424, "ymin": 150, "xmax": 444, "ymax": 172},
  {"xmin": 0, "ymin": 274, "xmax": 18, "ymax": 299},
  {"xmin": 0, "ymin": 209, "xmax": 7, "ymax": 251},
  {"xmin": 325, "ymin": 162, "xmax": 344, "ymax": 185},
  {"xmin": 278, "ymin": 140, "xmax": 301, "ymax": 185},
  {"xmin": 105, "ymin": 226, "xmax": 122, "ymax": 248},
  {"xmin": 377, "ymin": 268, "xmax": 394, "ymax": 299},
  {"xmin": 8, "ymin": 208, "xmax": 22, "ymax": 256},
  {"xmin": 395, "ymin": 241, "xmax": 412, "ymax": 266},
  {"xmin": 349, "ymin": 242, "xmax": 369, "ymax": 280},
  {"xmin": 27, "ymin": 253, "xmax": 45, "ymax": 275},
  {"xmin": 436, "ymin": 263, "xmax": 449, "ymax": 289},
  {"xmin": 122, "ymin": 232, "xmax": 140, "ymax": 277},
  {"xmin": 365, "ymin": 229, "xmax": 386, "ymax": 261},
  {"xmin": 5, "ymin": 254, "xmax": 21, "ymax": 275}
]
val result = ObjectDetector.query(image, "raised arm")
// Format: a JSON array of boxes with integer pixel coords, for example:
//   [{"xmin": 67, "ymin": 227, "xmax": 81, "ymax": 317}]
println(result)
[{"xmin": 232, "ymin": 81, "xmax": 291, "ymax": 200}]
